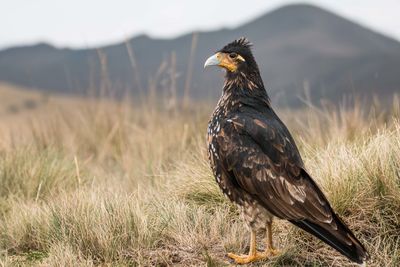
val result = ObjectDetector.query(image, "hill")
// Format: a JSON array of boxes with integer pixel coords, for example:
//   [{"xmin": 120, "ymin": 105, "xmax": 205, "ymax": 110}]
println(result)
[{"xmin": 1, "ymin": 4, "xmax": 400, "ymax": 106}]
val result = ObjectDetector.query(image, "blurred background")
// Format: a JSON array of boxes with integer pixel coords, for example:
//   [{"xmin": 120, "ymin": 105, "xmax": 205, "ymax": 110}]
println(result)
[
  {"xmin": 1, "ymin": 0, "xmax": 400, "ymax": 107},
  {"xmin": 1, "ymin": 1, "xmax": 400, "ymax": 266}
]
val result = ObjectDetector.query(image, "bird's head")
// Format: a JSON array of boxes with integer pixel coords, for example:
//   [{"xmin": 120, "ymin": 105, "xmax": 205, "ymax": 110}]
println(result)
[{"xmin": 204, "ymin": 37, "xmax": 258, "ymax": 75}]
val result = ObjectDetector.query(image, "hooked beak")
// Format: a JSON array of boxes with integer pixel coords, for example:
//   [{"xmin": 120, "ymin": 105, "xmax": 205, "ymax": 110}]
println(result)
[{"xmin": 204, "ymin": 53, "xmax": 221, "ymax": 68}]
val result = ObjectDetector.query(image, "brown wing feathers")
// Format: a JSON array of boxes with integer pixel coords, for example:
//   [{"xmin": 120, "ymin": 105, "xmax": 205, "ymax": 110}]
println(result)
[
  {"xmin": 291, "ymin": 218, "xmax": 368, "ymax": 264},
  {"xmin": 219, "ymin": 113, "xmax": 368, "ymax": 263}
]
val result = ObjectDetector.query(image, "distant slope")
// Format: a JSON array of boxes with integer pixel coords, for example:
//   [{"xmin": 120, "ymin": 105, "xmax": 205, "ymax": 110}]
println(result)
[
  {"xmin": 1, "ymin": 4, "xmax": 400, "ymax": 106},
  {"xmin": 0, "ymin": 82, "xmax": 76, "ymax": 117}
]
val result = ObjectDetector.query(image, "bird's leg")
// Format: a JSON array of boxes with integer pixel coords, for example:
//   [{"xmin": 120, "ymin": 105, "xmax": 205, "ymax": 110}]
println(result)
[
  {"xmin": 227, "ymin": 230, "xmax": 269, "ymax": 264},
  {"xmin": 263, "ymin": 222, "xmax": 280, "ymax": 256}
]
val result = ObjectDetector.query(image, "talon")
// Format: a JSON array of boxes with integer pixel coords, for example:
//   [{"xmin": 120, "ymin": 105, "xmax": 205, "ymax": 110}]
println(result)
[{"xmin": 227, "ymin": 252, "xmax": 269, "ymax": 264}]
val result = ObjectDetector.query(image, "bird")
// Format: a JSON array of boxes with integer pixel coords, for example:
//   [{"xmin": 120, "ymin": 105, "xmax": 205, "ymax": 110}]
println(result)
[{"xmin": 204, "ymin": 38, "xmax": 368, "ymax": 265}]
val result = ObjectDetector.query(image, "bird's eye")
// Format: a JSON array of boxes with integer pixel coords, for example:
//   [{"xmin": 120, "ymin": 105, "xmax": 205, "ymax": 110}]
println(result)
[{"xmin": 229, "ymin": 52, "xmax": 237, "ymax": 59}]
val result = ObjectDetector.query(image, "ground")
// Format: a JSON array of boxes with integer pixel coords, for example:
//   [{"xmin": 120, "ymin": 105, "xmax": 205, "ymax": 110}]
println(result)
[{"xmin": 0, "ymin": 83, "xmax": 399, "ymax": 266}]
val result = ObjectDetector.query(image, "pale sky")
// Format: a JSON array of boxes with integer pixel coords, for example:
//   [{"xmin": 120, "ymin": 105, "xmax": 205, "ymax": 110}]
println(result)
[{"xmin": 1, "ymin": 0, "xmax": 399, "ymax": 49}]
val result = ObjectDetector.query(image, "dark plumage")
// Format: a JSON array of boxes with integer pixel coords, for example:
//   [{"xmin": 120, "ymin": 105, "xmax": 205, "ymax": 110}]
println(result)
[{"xmin": 204, "ymin": 38, "xmax": 368, "ymax": 264}]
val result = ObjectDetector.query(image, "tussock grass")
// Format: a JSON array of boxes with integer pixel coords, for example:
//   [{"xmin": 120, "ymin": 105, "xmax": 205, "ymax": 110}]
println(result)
[
  {"xmin": 0, "ymin": 92, "xmax": 399, "ymax": 266},
  {"xmin": 0, "ymin": 148, "xmax": 84, "ymax": 201}
]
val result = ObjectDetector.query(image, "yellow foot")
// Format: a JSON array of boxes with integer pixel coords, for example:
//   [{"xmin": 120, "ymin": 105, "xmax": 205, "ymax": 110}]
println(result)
[
  {"xmin": 263, "ymin": 248, "xmax": 280, "ymax": 257},
  {"xmin": 227, "ymin": 252, "xmax": 269, "ymax": 264}
]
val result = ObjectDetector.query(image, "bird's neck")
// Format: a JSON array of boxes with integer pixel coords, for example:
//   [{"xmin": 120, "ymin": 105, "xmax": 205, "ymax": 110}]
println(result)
[{"xmin": 220, "ymin": 70, "xmax": 271, "ymax": 109}]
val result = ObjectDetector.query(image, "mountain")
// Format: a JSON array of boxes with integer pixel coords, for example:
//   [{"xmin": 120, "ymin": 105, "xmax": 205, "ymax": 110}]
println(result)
[{"xmin": 1, "ymin": 4, "xmax": 400, "ymax": 106}]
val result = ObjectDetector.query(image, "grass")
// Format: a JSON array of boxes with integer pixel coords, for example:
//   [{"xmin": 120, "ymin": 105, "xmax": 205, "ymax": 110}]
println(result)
[{"xmin": 0, "ymin": 84, "xmax": 399, "ymax": 266}]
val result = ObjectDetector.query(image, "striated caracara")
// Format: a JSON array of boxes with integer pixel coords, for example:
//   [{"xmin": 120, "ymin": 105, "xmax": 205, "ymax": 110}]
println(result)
[{"xmin": 204, "ymin": 38, "xmax": 368, "ymax": 265}]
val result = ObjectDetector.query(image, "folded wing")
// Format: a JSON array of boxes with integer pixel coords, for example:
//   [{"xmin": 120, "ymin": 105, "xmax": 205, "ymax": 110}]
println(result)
[{"xmin": 216, "ymin": 112, "xmax": 367, "ymax": 263}]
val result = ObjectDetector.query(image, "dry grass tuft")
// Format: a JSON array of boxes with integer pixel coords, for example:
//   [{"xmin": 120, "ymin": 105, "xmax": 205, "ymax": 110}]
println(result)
[{"xmin": 0, "ymin": 86, "xmax": 399, "ymax": 266}]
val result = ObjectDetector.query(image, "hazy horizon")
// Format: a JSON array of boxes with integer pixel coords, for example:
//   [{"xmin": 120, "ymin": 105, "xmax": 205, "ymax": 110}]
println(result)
[{"xmin": 2, "ymin": 0, "xmax": 400, "ymax": 50}]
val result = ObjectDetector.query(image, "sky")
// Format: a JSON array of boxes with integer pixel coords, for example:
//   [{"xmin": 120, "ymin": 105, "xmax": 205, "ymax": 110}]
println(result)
[{"xmin": 1, "ymin": 0, "xmax": 399, "ymax": 49}]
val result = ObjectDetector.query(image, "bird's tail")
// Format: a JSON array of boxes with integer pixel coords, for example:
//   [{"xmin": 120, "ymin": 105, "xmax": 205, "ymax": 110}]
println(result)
[{"xmin": 290, "ymin": 214, "xmax": 368, "ymax": 264}]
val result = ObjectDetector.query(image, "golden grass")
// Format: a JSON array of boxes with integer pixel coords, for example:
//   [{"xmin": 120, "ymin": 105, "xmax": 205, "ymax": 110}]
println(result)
[{"xmin": 0, "ymin": 86, "xmax": 399, "ymax": 266}]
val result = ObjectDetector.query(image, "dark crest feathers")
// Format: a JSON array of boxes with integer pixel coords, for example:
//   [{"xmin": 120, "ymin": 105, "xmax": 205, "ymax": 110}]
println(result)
[{"xmin": 222, "ymin": 37, "xmax": 253, "ymax": 51}]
